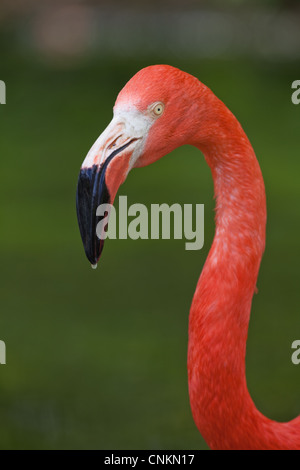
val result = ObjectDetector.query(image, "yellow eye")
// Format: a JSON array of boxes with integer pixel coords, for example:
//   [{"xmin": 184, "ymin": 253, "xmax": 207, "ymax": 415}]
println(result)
[{"xmin": 152, "ymin": 102, "xmax": 164, "ymax": 116}]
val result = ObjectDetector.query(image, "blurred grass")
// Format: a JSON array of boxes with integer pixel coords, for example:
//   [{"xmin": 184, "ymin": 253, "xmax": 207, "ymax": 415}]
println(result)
[{"xmin": 0, "ymin": 43, "xmax": 299, "ymax": 449}]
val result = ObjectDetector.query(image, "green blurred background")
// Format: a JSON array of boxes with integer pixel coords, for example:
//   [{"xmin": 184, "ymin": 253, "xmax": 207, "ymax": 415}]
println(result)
[{"xmin": 0, "ymin": 0, "xmax": 299, "ymax": 450}]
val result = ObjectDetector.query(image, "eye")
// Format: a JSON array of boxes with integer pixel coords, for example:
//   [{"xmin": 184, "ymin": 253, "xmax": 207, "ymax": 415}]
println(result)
[{"xmin": 152, "ymin": 102, "xmax": 165, "ymax": 116}]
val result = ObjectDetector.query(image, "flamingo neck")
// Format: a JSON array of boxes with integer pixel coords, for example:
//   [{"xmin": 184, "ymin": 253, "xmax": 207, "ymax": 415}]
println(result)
[{"xmin": 186, "ymin": 97, "xmax": 299, "ymax": 449}]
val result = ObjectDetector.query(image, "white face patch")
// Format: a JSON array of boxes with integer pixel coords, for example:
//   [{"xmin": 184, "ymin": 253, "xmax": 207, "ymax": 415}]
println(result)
[{"xmin": 81, "ymin": 106, "xmax": 154, "ymax": 172}]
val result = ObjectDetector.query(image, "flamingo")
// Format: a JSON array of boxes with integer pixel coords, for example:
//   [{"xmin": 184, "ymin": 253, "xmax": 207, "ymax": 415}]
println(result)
[{"xmin": 76, "ymin": 65, "xmax": 300, "ymax": 450}]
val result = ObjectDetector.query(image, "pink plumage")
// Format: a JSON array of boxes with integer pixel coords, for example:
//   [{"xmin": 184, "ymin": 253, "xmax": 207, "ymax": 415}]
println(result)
[{"xmin": 76, "ymin": 65, "xmax": 300, "ymax": 450}]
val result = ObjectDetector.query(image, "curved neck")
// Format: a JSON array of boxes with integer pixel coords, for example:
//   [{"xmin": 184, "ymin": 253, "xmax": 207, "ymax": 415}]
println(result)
[{"xmin": 186, "ymin": 93, "xmax": 299, "ymax": 449}]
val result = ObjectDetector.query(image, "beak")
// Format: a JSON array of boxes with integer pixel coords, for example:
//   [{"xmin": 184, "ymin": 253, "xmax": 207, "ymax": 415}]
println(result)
[{"xmin": 76, "ymin": 116, "xmax": 142, "ymax": 266}]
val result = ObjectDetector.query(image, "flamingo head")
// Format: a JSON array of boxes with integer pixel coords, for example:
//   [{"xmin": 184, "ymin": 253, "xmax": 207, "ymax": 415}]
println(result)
[{"xmin": 76, "ymin": 65, "xmax": 202, "ymax": 265}]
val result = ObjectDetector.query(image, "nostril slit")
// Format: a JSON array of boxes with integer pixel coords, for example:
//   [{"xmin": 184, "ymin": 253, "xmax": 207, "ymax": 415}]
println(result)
[
  {"xmin": 108, "ymin": 136, "xmax": 140, "ymax": 152},
  {"xmin": 107, "ymin": 138, "xmax": 140, "ymax": 159},
  {"xmin": 108, "ymin": 138, "xmax": 119, "ymax": 150}
]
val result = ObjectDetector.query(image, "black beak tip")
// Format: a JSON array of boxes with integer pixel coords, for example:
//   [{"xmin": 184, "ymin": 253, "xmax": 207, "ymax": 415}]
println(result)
[
  {"xmin": 81, "ymin": 236, "xmax": 104, "ymax": 266},
  {"xmin": 76, "ymin": 165, "xmax": 110, "ymax": 266}
]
